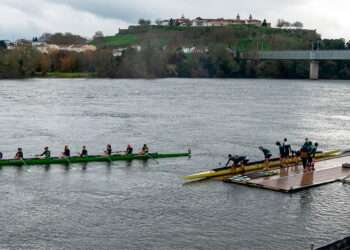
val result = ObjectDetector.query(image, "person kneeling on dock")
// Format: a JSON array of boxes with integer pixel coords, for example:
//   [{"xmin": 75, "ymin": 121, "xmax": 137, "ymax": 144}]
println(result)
[
  {"xmin": 15, "ymin": 148, "xmax": 23, "ymax": 160},
  {"xmin": 126, "ymin": 144, "xmax": 133, "ymax": 155},
  {"xmin": 80, "ymin": 146, "xmax": 88, "ymax": 157},
  {"xmin": 39, "ymin": 146, "xmax": 51, "ymax": 158},
  {"xmin": 259, "ymin": 146, "xmax": 272, "ymax": 170},
  {"xmin": 62, "ymin": 145, "xmax": 70, "ymax": 157},
  {"xmin": 226, "ymin": 154, "xmax": 248, "ymax": 171}
]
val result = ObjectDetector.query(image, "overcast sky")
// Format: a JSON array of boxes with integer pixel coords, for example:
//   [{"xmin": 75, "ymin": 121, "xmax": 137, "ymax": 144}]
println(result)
[{"xmin": 0, "ymin": 0, "xmax": 349, "ymax": 40}]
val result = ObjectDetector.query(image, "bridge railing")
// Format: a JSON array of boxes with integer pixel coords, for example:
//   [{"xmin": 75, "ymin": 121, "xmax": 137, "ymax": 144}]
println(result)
[{"xmin": 241, "ymin": 50, "xmax": 350, "ymax": 60}]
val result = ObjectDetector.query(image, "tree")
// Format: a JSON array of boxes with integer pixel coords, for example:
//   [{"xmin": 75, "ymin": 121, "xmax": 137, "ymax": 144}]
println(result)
[
  {"xmin": 93, "ymin": 31, "xmax": 104, "ymax": 40},
  {"xmin": 293, "ymin": 21, "xmax": 304, "ymax": 29},
  {"xmin": 46, "ymin": 33, "xmax": 87, "ymax": 45},
  {"xmin": 277, "ymin": 19, "xmax": 291, "ymax": 28},
  {"xmin": 262, "ymin": 19, "xmax": 268, "ymax": 27},
  {"xmin": 0, "ymin": 41, "xmax": 6, "ymax": 49},
  {"xmin": 138, "ymin": 19, "xmax": 151, "ymax": 26},
  {"xmin": 155, "ymin": 19, "xmax": 162, "ymax": 26},
  {"xmin": 321, "ymin": 39, "xmax": 345, "ymax": 50}
]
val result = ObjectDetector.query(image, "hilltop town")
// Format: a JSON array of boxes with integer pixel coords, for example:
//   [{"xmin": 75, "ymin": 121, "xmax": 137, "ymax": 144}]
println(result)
[{"xmin": 154, "ymin": 14, "xmax": 270, "ymax": 27}]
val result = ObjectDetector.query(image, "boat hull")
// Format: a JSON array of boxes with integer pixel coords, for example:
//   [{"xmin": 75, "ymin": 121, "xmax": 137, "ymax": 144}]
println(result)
[
  {"xmin": 184, "ymin": 150, "xmax": 341, "ymax": 181},
  {"xmin": 0, "ymin": 152, "xmax": 190, "ymax": 167}
]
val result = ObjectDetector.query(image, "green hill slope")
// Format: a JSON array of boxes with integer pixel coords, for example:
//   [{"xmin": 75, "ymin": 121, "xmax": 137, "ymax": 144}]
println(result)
[{"xmin": 94, "ymin": 25, "xmax": 320, "ymax": 51}]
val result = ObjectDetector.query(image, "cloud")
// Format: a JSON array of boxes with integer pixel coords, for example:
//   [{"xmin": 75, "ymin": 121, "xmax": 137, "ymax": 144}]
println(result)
[
  {"xmin": 0, "ymin": 0, "xmax": 349, "ymax": 40},
  {"xmin": 0, "ymin": 0, "xmax": 128, "ymax": 40}
]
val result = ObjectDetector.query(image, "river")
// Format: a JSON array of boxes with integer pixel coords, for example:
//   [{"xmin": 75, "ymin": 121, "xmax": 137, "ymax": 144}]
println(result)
[{"xmin": 0, "ymin": 78, "xmax": 349, "ymax": 250}]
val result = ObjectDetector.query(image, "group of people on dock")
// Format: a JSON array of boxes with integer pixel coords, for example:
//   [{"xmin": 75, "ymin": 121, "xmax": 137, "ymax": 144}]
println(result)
[
  {"xmin": 226, "ymin": 138, "xmax": 319, "ymax": 172},
  {"xmin": 261, "ymin": 138, "xmax": 318, "ymax": 171},
  {"xmin": 7, "ymin": 144, "xmax": 150, "ymax": 160}
]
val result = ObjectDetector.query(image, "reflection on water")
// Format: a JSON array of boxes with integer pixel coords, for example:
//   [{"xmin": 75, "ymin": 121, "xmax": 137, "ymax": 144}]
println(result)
[{"xmin": 0, "ymin": 78, "xmax": 349, "ymax": 250}]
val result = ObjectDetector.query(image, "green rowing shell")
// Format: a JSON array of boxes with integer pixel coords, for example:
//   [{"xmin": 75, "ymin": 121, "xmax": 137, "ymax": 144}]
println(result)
[{"xmin": 0, "ymin": 152, "xmax": 190, "ymax": 167}]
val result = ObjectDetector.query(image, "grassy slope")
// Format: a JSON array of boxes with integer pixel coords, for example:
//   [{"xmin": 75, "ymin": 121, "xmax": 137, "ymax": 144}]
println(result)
[{"xmin": 95, "ymin": 25, "xmax": 320, "ymax": 51}]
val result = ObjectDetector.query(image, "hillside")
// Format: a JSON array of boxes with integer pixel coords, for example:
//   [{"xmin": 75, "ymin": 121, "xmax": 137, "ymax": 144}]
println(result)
[{"xmin": 93, "ymin": 25, "xmax": 320, "ymax": 51}]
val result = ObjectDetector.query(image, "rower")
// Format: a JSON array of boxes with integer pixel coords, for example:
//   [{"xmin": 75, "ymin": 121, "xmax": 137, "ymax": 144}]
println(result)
[
  {"xmin": 259, "ymin": 146, "xmax": 272, "ymax": 170},
  {"xmin": 15, "ymin": 148, "xmax": 23, "ymax": 160},
  {"xmin": 126, "ymin": 144, "xmax": 133, "ymax": 155},
  {"xmin": 105, "ymin": 144, "xmax": 112, "ymax": 155},
  {"xmin": 80, "ymin": 146, "xmax": 88, "ymax": 157},
  {"xmin": 62, "ymin": 145, "xmax": 70, "ymax": 157},
  {"xmin": 140, "ymin": 144, "xmax": 149, "ymax": 155},
  {"xmin": 39, "ymin": 146, "xmax": 51, "ymax": 158},
  {"xmin": 0, "ymin": 152, "xmax": 2, "ymax": 159}
]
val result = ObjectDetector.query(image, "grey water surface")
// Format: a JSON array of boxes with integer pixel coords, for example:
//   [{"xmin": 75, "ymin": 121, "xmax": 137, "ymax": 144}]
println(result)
[{"xmin": 0, "ymin": 78, "xmax": 350, "ymax": 250}]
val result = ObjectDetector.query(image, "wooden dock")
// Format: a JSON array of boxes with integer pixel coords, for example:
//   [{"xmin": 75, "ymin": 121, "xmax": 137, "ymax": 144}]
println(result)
[{"xmin": 224, "ymin": 155, "xmax": 350, "ymax": 193}]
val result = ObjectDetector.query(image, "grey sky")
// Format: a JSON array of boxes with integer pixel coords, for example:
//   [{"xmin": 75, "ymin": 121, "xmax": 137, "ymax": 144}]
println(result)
[{"xmin": 0, "ymin": 0, "xmax": 348, "ymax": 40}]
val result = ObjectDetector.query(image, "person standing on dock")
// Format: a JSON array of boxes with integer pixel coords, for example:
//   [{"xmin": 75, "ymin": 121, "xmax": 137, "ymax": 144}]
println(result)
[
  {"xmin": 276, "ymin": 141, "xmax": 285, "ymax": 167},
  {"xmin": 62, "ymin": 145, "xmax": 70, "ymax": 157},
  {"xmin": 15, "ymin": 148, "xmax": 23, "ymax": 160},
  {"xmin": 80, "ymin": 146, "xmax": 88, "ymax": 157},
  {"xmin": 259, "ymin": 146, "xmax": 272, "ymax": 170},
  {"xmin": 105, "ymin": 144, "xmax": 112, "ymax": 155},
  {"xmin": 39, "ymin": 146, "xmax": 51, "ymax": 158},
  {"xmin": 308, "ymin": 142, "xmax": 318, "ymax": 171},
  {"xmin": 300, "ymin": 143, "xmax": 309, "ymax": 171}
]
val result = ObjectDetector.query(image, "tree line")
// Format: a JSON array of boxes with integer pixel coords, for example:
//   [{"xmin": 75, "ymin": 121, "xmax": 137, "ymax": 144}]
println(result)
[{"xmin": 2, "ymin": 43, "xmax": 350, "ymax": 79}]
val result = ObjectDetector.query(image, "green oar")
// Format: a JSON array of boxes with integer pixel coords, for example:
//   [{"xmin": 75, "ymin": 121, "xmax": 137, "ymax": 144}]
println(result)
[
  {"xmin": 63, "ymin": 156, "xmax": 71, "ymax": 165},
  {"xmin": 20, "ymin": 158, "xmax": 27, "ymax": 166},
  {"xmin": 146, "ymin": 153, "xmax": 159, "ymax": 165}
]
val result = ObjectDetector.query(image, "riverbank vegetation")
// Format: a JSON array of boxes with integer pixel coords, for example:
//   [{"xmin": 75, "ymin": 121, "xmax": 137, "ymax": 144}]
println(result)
[{"xmin": 2, "ymin": 26, "xmax": 350, "ymax": 79}]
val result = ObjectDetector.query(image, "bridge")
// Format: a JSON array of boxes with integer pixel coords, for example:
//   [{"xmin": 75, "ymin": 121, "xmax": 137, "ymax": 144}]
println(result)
[{"xmin": 241, "ymin": 50, "xmax": 350, "ymax": 80}]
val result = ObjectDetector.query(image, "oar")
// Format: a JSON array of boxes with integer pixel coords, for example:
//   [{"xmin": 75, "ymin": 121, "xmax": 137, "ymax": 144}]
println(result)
[
  {"xmin": 112, "ymin": 151, "xmax": 126, "ymax": 154},
  {"xmin": 20, "ymin": 158, "xmax": 28, "ymax": 167},
  {"xmin": 146, "ymin": 153, "xmax": 159, "ymax": 165}
]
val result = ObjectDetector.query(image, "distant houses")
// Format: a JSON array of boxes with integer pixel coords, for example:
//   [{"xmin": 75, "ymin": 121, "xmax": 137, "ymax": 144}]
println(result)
[
  {"xmin": 156, "ymin": 14, "xmax": 270, "ymax": 28},
  {"xmin": 0, "ymin": 39, "xmax": 97, "ymax": 54}
]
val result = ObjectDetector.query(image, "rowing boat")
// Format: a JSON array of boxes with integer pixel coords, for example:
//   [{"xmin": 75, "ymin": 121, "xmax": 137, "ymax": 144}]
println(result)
[
  {"xmin": 0, "ymin": 152, "xmax": 191, "ymax": 167},
  {"xmin": 184, "ymin": 149, "xmax": 342, "ymax": 181}
]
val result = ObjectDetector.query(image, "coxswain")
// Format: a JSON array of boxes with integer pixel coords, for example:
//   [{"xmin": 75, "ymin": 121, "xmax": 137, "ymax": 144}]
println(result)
[
  {"xmin": 62, "ymin": 145, "xmax": 70, "ymax": 157},
  {"xmin": 259, "ymin": 146, "xmax": 272, "ymax": 170},
  {"xmin": 80, "ymin": 146, "xmax": 88, "ymax": 157},
  {"xmin": 105, "ymin": 144, "xmax": 112, "ymax": 155},
  {"xmin": 39, "ymin": 146, "xmax": 51, "ymax": 158},
  {"xmin": 15, "ymin": 148, "xmax": 24, "ymax": 160},
  {"xmin": 126, "ymin": 144, "xmax": 133, "ymax": 155},
  {"xmin": 140, "ymin": 144, "xmax": 149, "ymax": 155}
]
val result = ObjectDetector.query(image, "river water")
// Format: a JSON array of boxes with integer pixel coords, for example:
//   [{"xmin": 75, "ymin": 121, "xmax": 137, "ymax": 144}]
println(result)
[{"xmin": 0, "ymin": 78, "xmax": 349, "ymax": 250}]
